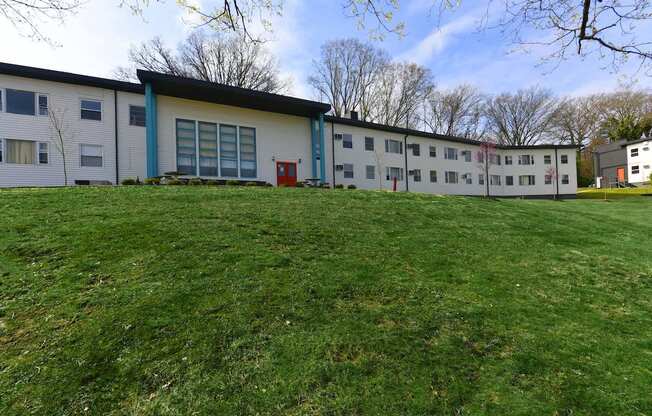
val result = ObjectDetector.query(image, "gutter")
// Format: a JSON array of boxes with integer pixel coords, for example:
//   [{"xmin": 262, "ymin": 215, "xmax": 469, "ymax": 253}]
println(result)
[{"xmin": 114, "ymin": 89, "xmax": 119, "ymax": 185}]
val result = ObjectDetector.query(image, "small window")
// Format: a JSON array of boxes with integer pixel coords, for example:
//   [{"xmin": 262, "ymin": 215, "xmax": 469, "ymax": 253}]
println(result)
[
  {"xmin": 0, "ymin": 139, "xmax": 3, "ymax": 162},
  {"xmin": 0, "ymin": 90, "xmax": 3, "ymax": 112},
  {"xmin": 490, "ymin": 175, "xmax": 501, "ymax": 186},
  {"xmin": 365, "ymin": 137, "xmax": 374, "ymax": 151},
  {"xmin": 430, "ymin": 170, "xmax": 437, "ymax": 183},
  {"xmin": 463, "ymin": 173, "xmax": 472, "ymax": 184},
  {"xmin": 6, "ymin": 139, "xmax": 36, "ymax": 164},
  {"xmin": 81, "ymin": 144, "xmax": 103, "ymax": 167},
  {"xmin": 444, "ymin": 147, "xmax": 458, "ymax": 160},
  {"xmin": 38, "ymin": 142, "xmax": 48, "ymax": 164},
  {"xmin": 519, "ymin": 175, "xmax": 536, "ymax": 186},
  {"xmin": 366, "ymin": 165, "xmax": 375, "ymax": 180},
  {"xmin": 545, "ymin": 175, "xmax": 552, "ymax": 185},
  {"xmin": 560, "ymin": 154, "xmax": 568, "ymax": 164},
  {"xmin": 505, "ymin": 155, "xmax": 512, "ymax": 165},
  {"xmin": 429, "ymin": 146, "xmax": 436, "ymax": 157},
  {"xmin": 412, "ymin": 169, "xmax": 421, "ymax": 182},
  {"xmin": 38, "ymin": 95, "xmax": 48, "ymax": 116},
  {"xmin": 445, "ymin": 171, "xmax": 458, "ymax": 184},
  {"xmin": 412, "ymin": 143, "xmax": 420, "ymax": 156},
  {"xmin": 342, "ymin": 134, "xmax": 353, "ymax": 149},
  {"xmin": 343, "ymin": 163, "xmax": 354, "ymax": 178},
  {"xmin": 544, "ymin": 155, "xmax": 551, "ymax": 165},
  {"xmin": 632, "ymin": 165, "xmax": 640, "ymax": 174},
  {"xmin": 386, "ymin": 167, "xmax": 404, "ymax": 181},
  {"xmin": 489, "ymin": 154, "xmax": 501, "ymax": 165},
  {"xmin": 6, "ymin": 89, "xmax": 36, "ymax": 115},
  {"xmin": 478, "ymin": 174, "xmax": 485, "ymax": 185},
  {"xmin": 385, "ymin": 139, "xmax": 403, "ymax": 154},
  {"xmin": 81, "ymin": 100, "xmax": 102, "ymax": 121},
  {"xmin": 643, "ymin": 147, "xmax": 649, "ymax": 151},
  {"xmin": 562, "ymin": 174, "xmax": 569, "ymax": 185},
  {"xmin": 518, "ymin": 155, "xmax": 533, "ymax": 165},
  {"xmin": 129, "ymin": 105, "xmax": 146, "ymax": 127},
  {"xmin": 506, "ymin": 175, "xmax": 514, "ymax": 186},
  {"xmin": 462, "ymin": 150, "xmax": 471, "ymax": 162},
  {"xmin": 631, "ymin": 148, "xmax": 639, "ymax": 157}
]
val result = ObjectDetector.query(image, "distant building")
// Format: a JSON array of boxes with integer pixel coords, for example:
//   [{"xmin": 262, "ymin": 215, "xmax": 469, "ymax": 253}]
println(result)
[{"xmin": 593, "ymin": 135, "xmax": 652, "ymax": 187}]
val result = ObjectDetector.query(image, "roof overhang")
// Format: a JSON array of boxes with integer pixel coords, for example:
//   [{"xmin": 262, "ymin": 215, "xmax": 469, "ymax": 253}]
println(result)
[{"xmin": 137, "ymin": 70, "xmax": 331, "ymax": 118}]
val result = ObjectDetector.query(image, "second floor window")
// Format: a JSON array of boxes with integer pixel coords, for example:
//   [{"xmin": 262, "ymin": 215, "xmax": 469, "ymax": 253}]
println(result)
[
  {"xmin": 444, "ymin": 147, "xmax": 458, "ymax": 160},
  {"xmin": 631, "ymin": 148, "xmax": 639, "ymax": 157},
  {"xmin": 81, "ymin": 100, "xmax": 102, "ymax": 121},
  {"xmin": 6, "ymin": 89, "xmax": 36, "ymax": 115},
  {"xmin": 561, "ymin": 154, "xmax": 569, "ymax": 164},
  {"xmin": 429, "ymin": 146, "xmax": 436, "ymax": 157},
  {"xmin": 365, "ymin": 137, "xmax": 374, "ymax": 151},
  {"xmin": 342, "ymin": 134, "xmax": 353, "ymax": 149},
  {"xmin": 518, "ymin": 155, "xmax": 534, "ymax": 165},
  {"xmin": 505, "ymin": 155, "xmax": 513, "ymax": 165},
  {"xmin": 129, "ymin": 105, "xmax": 146, "ymax": 127},
  {"xmin": 385, "ymin": 139, "xmax": 403, "ymax": 154},
  {"xmin": 544, "ymin": 155, "xmax": 551, "ymax": 164},
  {"xmin": 412, "ymin": 143, "xmax": 420, "ymax": 156}
]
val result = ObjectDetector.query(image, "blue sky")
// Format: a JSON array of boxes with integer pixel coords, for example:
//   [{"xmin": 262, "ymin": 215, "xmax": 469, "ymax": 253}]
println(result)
[{"xmin": 1, "ymin": 0, "xmax": 650, "ymax": 100}]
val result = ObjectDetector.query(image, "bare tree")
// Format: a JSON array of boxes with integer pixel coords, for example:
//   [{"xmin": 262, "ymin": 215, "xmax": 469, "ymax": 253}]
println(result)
[
  {"xmin": 366, "ymin": 62, "xmax": 434, "ymax": 128},
  {"xmin": 0, "ymin": 0, "xmax": 82, "ymax": 43},
  {"xmin": 422, "ymin": 85, "xmax": 486, "ymax": 138},
  {"xmin": 309, "ymin": 39, "xmax": 388, "ymax": 118},
  {"xmin": 114, "ymin": 31, "xmax": 289, "ymax": 93},
  {"xmin": 550, "ymin": 95, "xmax": 603, "ymax": 149},
  {"xmin": 485, "ymin": 87, "xmax": 559, "ymax": 146},
  {"xmin": 48, "ymin": 106, "xmax": 73, "ymax": 186}
]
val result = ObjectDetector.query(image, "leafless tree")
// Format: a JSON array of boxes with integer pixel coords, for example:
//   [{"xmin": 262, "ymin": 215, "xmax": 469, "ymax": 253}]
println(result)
[
  {"xmin": 309, "ymin": 38, "xmax": 388, "ymax": 118},
  {"xmin": 0, "ymin": 0, "xmax": 82, "ymax": 43},
  {"xmin": 484, "ymin": 86, "xmax": 559, "ymax": 146},
  {"xmin": 48, "ymin": 106, "xmax": 73, "ymax": 186},
  {"xmin": 422, "ymin": 84, "xmax": 487, "ymax": 138},
  {"xmin": 550, "ymin": 95, "xmax": 603, "ymax": 149},
  {"xmin": 366, "ymin": 62, "xmax": 434, "ymax": 128},
  {"xmin": 114, "ymin": 31, "xmax": 289, "ymax": 93}
]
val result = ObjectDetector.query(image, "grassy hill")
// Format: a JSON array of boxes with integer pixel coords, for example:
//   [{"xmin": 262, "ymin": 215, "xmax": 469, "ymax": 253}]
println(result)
[{"xmin": 1, "ymin": 187, "xmax": 651, "ymax": 415}]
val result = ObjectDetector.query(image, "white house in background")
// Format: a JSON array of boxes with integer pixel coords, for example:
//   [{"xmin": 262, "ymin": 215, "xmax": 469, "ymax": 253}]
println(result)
[
  {"xmin": 0, "ymin": 62, "xmax": 578, "ymax": 198},
  {"xmin": 624, "ymin": 136, "xmax": 652, "ymax": 185}
]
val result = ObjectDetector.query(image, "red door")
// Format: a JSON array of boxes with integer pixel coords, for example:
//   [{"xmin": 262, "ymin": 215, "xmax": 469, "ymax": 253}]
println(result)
[
  {"xmin": 617, "ymin": 167, "xmax": 625, "ymax": 183},
  {"xmin": 276, "ymin": 162, "xmax": 297, "ymax": 186}
]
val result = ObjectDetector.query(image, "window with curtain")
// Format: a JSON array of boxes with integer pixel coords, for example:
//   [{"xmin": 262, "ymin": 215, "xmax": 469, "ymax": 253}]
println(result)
[
  {"xmin": 199, "ymin": 122, "xmax": 218, "ymax": 176},
  {"xmin": 239, "ymin": 127, "xmax": 256, "ymax": 178},
  {"xmin": 6, "ymin": 139, "xmax": 35, "ymax": 164},
  {"xmin": 220, "ymin": 124, "xmax": 238, "ymax": 177},
  {"xmin": 176, "ymin": 119, "xmax": 197, "ymax": 175},
  {"xmin": 80, "ymin": 144, "xmax": 103, "ymax": 167}
]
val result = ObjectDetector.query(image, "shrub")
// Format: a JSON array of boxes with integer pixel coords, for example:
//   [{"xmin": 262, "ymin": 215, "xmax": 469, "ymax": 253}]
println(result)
[
  {"xmin": 166, "ymin": 178, "xmax": 183, "ymax": 185},
  {"xmin": 649, "ymin": 172, "xmax": 652, "ymax": 183},
  {"xmin": 144, "ymin": 177, "xmax": 160, "ymax": 185},
  {"xmin": 226, "ymin": 180, "xmax": 240, "ymax": 186},
  {"xmin": 121, "ymin": 178, "xmax": 138, "ymax": 186},
  {"xmin": 205, "ymin": 180, "xmax": 220, "ymax": 186},
  {"xmin": 334, "ymin": 184, "xmax": 344, "ymax": 189},
  {"xmin": 265, "ymin": 183, "xmax": 274, "ymax": 187},
  {"xmin": 295, "ymin": 182, "xmax": 305, "ymax": 188},
  {"xmin": 347, "ymin": 184, "xmax": 357, "ymax": 190},
  {"xmin": 188, "ymin": 178, "xmax": 203, "ymax": 186},
  {"xmin": 245, "ymin": 181, "xmax": 258, "ymax": 187}
]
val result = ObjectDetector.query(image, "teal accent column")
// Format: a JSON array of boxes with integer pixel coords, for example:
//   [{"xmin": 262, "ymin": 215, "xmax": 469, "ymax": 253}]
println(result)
[
  {"xmin": 318, "ymin": 113, "xmax": 326, "ymax": 182},
  {"xmin": 145, "ymin": 83, "xmax": 158, "ymax": 178},
  {"xmin": 310, "ymin": 118, "xmax": 318, "ymax": 178}
]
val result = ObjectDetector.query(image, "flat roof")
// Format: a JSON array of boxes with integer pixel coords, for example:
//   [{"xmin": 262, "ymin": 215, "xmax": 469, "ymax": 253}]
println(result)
[
  {"xmin": 621, "ymin": 137, "xmax": 650, "ymax": 147},
  {"xmin": 137, "ymin": 70, "xmax": 331, "ymax": 118},
  {"xmin": 0, "ymin": 62, "xmax": 144, "ymax": 94},
  {"xmin": 326, "ymin": 116, "xmax": 578, "ymax": 150}
]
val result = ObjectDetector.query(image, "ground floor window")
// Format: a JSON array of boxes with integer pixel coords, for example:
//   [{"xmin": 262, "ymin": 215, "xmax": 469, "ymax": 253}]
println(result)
[
  {"xmin": 38, "ymin": 142, "xmax": 48, "ymax": 164},
  {"xmin": 519, "ymin": 175, "xmax": 535, "ymax": 186},
  {"xmin": 505, "ymin": 175, "xmax": 513, "ymax": 186},
  {"xmin": 445, "ymin": 171, "xmax": 458, "ymax": 184},
  {"xmin": 412, "ymin": 169, "xmax": 422, "ymax": 182},
  {"xmin": 386, "ymin": 167, "xmax": 404, "ymax": 181},
  {"xmin": 176, "ymin": 119, "xmax": 197, "ymax": 175},
  {"xmin": 199, "ymin": 122, "xmax": 218, "ymax": 177},
  {"xmin": 343, "ymin": 163, "xmax": 354, "ymax": 178},
  {"xmin": 478, "ymin": 174, "xmax": 484, "ymax": 185},
  {"xmin": 366, "ymin": 165, "xmax": 375, "ymax": 180},
  {"xmin": 239, "ymin": 127, "xmax": 257, "ymax": 178},
  {"xmin": 490, "ymin": 175, "xmax": 501, "ymax": 186},
  {"xmin": 80, "ymin": 144, "xmax": 103, "ymax": 167},
  {"xmin": 430, "ymin": 170, "xmax": 437, "ymax": 183},
  {"xmin": 562, "ymin": 174, "xmax": 569, "ymax": 185},
  {"xmin": 545, "ymin": 175, "xmax": 552, "ymax": 185},
  {"xmin": 5, "ymin": 139, "xmax": 35, "ymax": 164}
]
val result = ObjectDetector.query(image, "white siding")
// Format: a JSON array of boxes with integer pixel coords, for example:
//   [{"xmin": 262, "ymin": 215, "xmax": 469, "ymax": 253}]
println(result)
[
  {"xmin": 626, "ymin": 141, "xmax": 652, "ymax": 184},
  {"xmin": 117, "ymin": 92, "xmax": 146, "ymax": 182}
]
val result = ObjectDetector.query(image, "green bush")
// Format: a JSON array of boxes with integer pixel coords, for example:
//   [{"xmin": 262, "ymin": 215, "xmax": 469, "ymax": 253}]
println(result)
[
  {"xmin": 245, "ymin": 181, "xmax": 258, "ymax": 187},
  {"xmin": 649, "ymin": 172, "xmax": 652, "ymax": 183},
  {"xmin": 226, "ymin": 180, "xmax": 240, "ymax": 186},
  {"xmin": 205, "ymin": 180, "xmax": 220, "ymax": 186},
  {"xmin": 334, "ymin": 184, "xmax": 344, "ymax": 189},
  {"xmin": 121, "ymin": 178, "xmax": 138, "ymax": 186},
  {"xmin": 265, "ymin": 183, "xmax": 274, "ymax": 187},
  {"xmin": 347, "ymin": 184, "xmax": 357, "ymax": 190},
  {"xmin": 166, "ymin": 178, "xmax": 183, "ymax": 185},
  {"xmin": 188, "ymin": 178, "xmax": 203, "ymax": 186},
  {"xmin": 295, "ymin": 182, "xmax": 305, "ymax": 188},
  {"xmin": 144, "ymin": 177, "xmax": 160, "ymax": 185}
]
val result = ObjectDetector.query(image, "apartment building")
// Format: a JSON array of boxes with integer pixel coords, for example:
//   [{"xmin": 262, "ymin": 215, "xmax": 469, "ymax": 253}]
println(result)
[{"xmin": 0, "ymin": 62, "xmax": 577, "ymax": 197}]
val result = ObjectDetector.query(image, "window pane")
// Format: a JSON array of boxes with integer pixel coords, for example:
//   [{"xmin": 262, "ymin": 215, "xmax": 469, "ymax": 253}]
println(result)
[
  {"xmin": 199, "ymin": 122, "xmax": 218, "ymax": 176},
  {"xmin": 220, "ymin": 124, "xmax": 238, "ymax": 177},
  {"xmin": 38, "ymin": 95, "xmax": 48, "ymax": 116},
  {"xmin": 239, "ymin": 127, "xmax": 256, "ymax": 178},
  {"xmin": 81, "ymin": 144, "xmax": 103, "ymax": 167},
  {"xmin": 365, "ymin": 137, "xmax": 374, "ymax": 151},
  {"xmin": 6, "ymin": 139, "xmax": 35, "ymax": 164},
  {"xmin": 6, "ymin": 89, "xmax": 36, "ymax": 115},
  {"xmin": 39, "ymin": 142, "xmax": 48, "ymax": 164},
  {"xmin": 176, "ymin": 119, "xmax": 197, "ymax": 175},
  {"xmin": 129, "ymin": 105, "xmax": 146, "ymax": 127},
  {"xmin": 366, "ymin": 165, "xmax": 375, "ymax": 179},
  {"xmin": 81, "ymin": 100, "xmax": 102, "ymax": 120}
]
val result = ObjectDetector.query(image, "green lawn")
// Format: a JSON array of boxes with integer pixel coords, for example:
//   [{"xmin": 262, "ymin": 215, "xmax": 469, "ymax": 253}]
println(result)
[
  {"xmin": 577, "ymin": 186, "xmax": 652, "ymax": 199},
  {"xmin": 1, "ymin": 187, "xmax": 651, "ymax": 415}
]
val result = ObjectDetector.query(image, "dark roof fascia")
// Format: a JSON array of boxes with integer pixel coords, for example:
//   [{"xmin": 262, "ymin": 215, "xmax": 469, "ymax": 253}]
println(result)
[
  {"xmin": 0, "ymin": 62, "xmax": 144, "ymax": 94},
  {"xmin": 325, "ymin": 116, "xmax": 578, "ymax": 150},
  {"xmin": 137, "ymin": 70, "xmax": 331, "ymax": 118},
  {"xmin": 620, "ymin": 137, "xmax": 651, "ymax": 147}
]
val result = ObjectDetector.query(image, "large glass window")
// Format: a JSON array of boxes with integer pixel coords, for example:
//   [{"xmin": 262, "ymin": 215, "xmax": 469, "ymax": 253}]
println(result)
[
  {"xmin": 6, "ymin": 139, "xmax": 35, "ymax": 164},
  {"xmin": 239, "ymin": 127, "xmax": 257, "ymax": 178},
  {"xmin": 80, "ymin": 144, "xmax": 103, "ymax": 167},
  {"xmin": 199, "ymin": 122, "xmax": 218, "ymax": 177},
  {"xmin": 176, "ymin": 119, "xmax": 197, "ymax": 175},
  {"xmin": 220, "ymin": 124, "xmax": 238, "ymax": 177},
  {"xmin": 6, "ymin": 89, "xmax": 36, "ymax": 115},
  {"xmin": 81, "ymin": 100, "xmax": 102, "ymax": 121}
]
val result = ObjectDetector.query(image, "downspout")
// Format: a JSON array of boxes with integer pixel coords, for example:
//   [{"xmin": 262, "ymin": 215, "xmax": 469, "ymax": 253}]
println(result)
[
  {"xmin": 555, "ymin": 147, "xmax": 560, "ymax": 199},
  {"xmin": 114, "ymin": 90, "xmax": 119, "ymax": 185},
  {"xmin": 403, "ymin": 135, "xmax": 409, "ymax": 192},
  {"xmin": 331, "ymin": 120, "xmax": 336, "ymax": 187}
]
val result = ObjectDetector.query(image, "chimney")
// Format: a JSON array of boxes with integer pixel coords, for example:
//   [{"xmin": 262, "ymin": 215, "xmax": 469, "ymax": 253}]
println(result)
[{"xmin": 349, "ymin": 110, "xmax": 359, "ymax": 121}]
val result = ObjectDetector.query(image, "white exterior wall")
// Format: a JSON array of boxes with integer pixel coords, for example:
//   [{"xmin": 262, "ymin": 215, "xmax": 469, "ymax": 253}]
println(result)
[
  {"xmin": 626, "ymin": 141, "xmax": 652, "ymax": 184},
  {"xmin": 0, "ymin": 73, "xmax": 135, "ymax": 187},
  {"xmin": 326, "ymin": 122, "xmax": 578, "ymax": 197},
  {"xmin": 117, "ymin": 92, "xmax": 146, "ymax": 182},
  {"xmin": 156, "ymin": 96, "xmax": 316, "ymax": 185}
]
